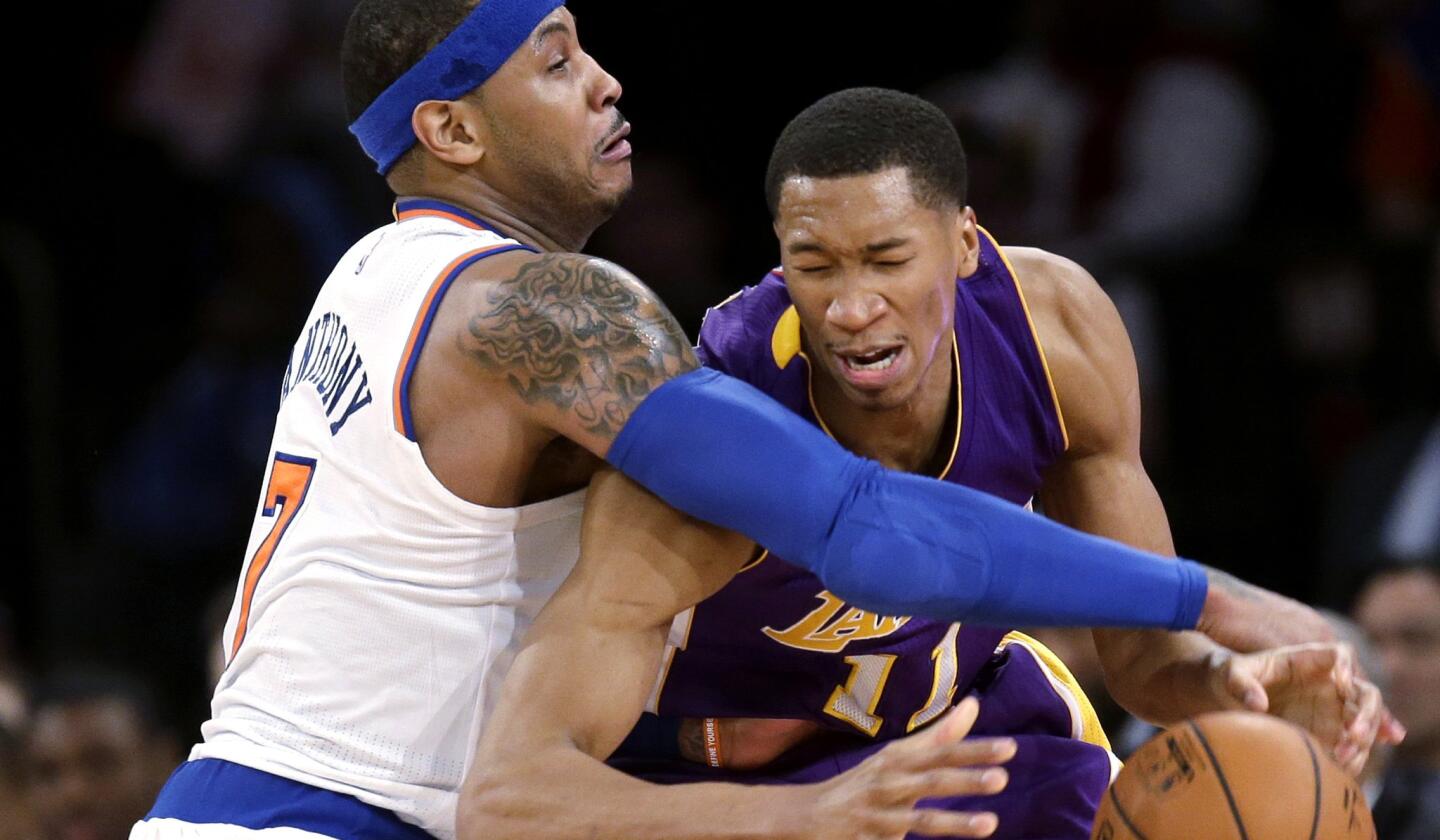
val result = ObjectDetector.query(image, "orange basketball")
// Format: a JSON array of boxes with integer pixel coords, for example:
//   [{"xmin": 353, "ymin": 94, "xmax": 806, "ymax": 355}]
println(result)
[{"xmin": 1091, "ymin": 711, "xmax": 1375, "ymax": 840}]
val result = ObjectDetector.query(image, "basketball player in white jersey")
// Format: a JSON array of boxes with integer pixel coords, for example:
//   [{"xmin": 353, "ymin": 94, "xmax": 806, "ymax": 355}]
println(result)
[{"xmin": 132, "ymin": 1, "xmax": 1392, "ymax": 838}]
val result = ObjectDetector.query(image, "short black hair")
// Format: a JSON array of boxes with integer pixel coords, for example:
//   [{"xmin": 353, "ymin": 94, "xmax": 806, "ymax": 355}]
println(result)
[
  {"xmin": 31, "ymin": 668, "xmax": 166, "ymax": 737},
  {"xmin": 765, "ymin": 87, "xmax": 967, "ymax": 217},
  {"xmin": 340, "ymin": 0, "xmax": 482, "ymax": 125}
]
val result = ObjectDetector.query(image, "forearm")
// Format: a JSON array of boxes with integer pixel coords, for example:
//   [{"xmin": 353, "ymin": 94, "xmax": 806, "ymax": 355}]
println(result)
[
  {"xmin": 462, "ymin": 747, "xmax": 809, "ymax": 840},
  {"xmin": 608, "ymin": 369, "xmax": 1207, "ymax": 630},
  {"xmin": 462, "ymin": 614, "xmax": 808, "ymax": 840},
  {"xmin": 1094, "ymin": 628, "xmax": 1233, "ymax": 724},
  {"xmin": 1040, "ymin": 448, "xmax": 1230, "ymax": 722}
]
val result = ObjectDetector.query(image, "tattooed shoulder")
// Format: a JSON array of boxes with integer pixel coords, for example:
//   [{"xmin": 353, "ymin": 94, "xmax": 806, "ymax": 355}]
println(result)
[{"xmin": 461, "ymin": 253, "xmax": 698, "ymax": 444}]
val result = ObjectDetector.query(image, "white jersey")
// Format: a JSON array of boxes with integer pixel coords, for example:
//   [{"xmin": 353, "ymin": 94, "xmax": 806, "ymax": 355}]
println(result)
[{"xmin": 190, "ymin": 200, "xmax": 584, "ymax": 839}]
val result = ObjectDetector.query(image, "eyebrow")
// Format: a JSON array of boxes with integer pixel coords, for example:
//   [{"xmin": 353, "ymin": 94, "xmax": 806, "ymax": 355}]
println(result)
[
  {"xmin": 863, "ymin": 238, "xmax": 910, "ymax": 253},
  {"xmin": 786, "ymin": 238, "xmax": 910, "ymax": 256},
  {"xmin": 532, "ymin": 21, "xmax": 572, "ymax": 50}
]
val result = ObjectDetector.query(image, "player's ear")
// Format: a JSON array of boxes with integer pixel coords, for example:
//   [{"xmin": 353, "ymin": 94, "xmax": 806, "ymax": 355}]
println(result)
[
  {"xmin": 411, "ymin": 98, "xmax": 487, "ymax": 168},
  {"xmin": 955, "ymin": 206, "xmax": 980, "ymax": 276}
]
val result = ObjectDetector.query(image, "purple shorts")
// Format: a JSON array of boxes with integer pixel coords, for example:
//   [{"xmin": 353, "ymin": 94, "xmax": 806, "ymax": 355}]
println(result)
[{"xmin": 616, "ymin": 636, "xmax": 1116, "ymax": 839}]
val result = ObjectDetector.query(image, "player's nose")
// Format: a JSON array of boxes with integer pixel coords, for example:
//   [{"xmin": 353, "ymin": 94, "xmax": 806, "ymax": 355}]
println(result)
[
  {"xmin": 826, "ymin": 290, "xmax": 888, "ymax": 333},
  {"xmin": 590, "ymin": 53, "xmax": 622, "ymax": 111}
]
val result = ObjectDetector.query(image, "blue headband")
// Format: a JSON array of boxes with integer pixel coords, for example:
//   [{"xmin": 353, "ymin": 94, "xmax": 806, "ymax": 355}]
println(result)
[{"xmin": 349, "ymin": 0, "xmax": 565, "ymax": 174}]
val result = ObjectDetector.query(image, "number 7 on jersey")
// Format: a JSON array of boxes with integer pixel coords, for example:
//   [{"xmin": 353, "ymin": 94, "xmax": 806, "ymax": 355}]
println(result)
[{"xmin": 230, "ymin": 453, "xmax": 318, "ymax": 659}]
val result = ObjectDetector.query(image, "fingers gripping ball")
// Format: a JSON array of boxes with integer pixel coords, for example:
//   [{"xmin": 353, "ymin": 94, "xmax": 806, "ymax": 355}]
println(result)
[{"xmin": 1091, "ymin": 711, "xmax": 1374, "ymax": 840}]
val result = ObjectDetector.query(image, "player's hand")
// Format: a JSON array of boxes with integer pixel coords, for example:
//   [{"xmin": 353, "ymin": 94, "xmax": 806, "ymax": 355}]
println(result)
[
  {"xmin": 1196, "ymin": 569, "xmax": 1338, "ymax": 652},
  {"xmin": 803, "ymin": 697, "xmax": 1016, "ymax": 839},
  {"xmin": 678, "ymin": 717, "xmax": 825, "ymax": 770},
  {"xmin": 1208, "ymin": 643, "xmax": 1403, "ymax": 777}
]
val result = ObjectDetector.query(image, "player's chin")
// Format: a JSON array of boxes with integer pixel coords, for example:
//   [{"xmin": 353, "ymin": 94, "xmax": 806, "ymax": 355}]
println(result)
[
  {"xmin": 842, "ymin": 381, "xmax": 914, "ymax": 412},
  {"xmin": 590, "ymin": 163, "xmax": 633, "ymax": 209},
  {"xmin": 831, "ymin": 366, "xmax": 919, "ymax": 411}
]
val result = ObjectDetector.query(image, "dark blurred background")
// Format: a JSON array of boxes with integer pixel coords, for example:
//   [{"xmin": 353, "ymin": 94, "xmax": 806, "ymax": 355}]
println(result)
[{"xmin": 2, "ymin": 0, "xmax": 1439, "ymax": 836}]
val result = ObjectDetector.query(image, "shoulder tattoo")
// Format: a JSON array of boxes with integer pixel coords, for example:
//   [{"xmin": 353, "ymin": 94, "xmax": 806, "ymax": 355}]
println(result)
[{"xmin": 464, "ymin": 254, "xmax": 698, "ymax": 441}]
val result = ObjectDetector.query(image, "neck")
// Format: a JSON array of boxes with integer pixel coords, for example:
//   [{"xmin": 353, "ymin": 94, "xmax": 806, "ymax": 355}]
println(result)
[
  {"xmin": 401, "ymin": 173, "xmax": 597, "ymax": 253},
  {"xmin": 810, "ymin": 336, "xmax": 956, "ymax": 474}
]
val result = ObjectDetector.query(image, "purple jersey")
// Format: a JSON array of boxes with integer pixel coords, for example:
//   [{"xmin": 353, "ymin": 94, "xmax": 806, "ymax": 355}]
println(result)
[
  {"xmin": 625, "ymin": 230, "xmax": 1114, "ymax": 838},
  {"xmin": 653, "ymin": 229, "xmax": 1072, "ymax": 739}
]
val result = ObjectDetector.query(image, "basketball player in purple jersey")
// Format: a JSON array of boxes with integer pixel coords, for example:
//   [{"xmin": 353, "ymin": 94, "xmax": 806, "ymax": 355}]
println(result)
[
  {"xmin": 461, "ymin": 90, "xmax": 1401, "ymax": 839},
  {"xmin": 607, "ymin": 87, "xmax": 1375, "ymax": 837}
]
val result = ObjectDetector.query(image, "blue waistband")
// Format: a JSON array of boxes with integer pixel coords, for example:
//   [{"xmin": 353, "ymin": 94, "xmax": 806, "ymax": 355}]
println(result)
[{"xmin": 145, "ymin": 758, "xmax": 436, "ymax": 840}]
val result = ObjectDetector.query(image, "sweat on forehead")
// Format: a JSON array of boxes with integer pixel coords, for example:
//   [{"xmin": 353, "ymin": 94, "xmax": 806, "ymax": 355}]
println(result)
[{"xmin": 765, "ymin": 87, "xmax": 968, "ymax": 217}]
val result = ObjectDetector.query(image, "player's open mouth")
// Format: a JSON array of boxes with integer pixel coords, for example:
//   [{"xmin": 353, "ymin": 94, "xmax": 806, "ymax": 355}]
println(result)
[
  {"xmin": 841, "ymin": 347, "xmax": 901, "ymax": 371},
  {"xmin": 834, "ymin": 345, "xmax": 907, "ymax": 389}
]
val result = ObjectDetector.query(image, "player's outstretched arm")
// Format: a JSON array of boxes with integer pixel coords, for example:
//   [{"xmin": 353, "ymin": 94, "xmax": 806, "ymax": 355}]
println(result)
[
  {"xmin": 1015, "ymin": 246, "xmax": 1398, "ymax": 771},
  {"xmin": 453, "ymin": 251, "xmax": 1217, "ymax": 632},
  {"xmin": 457, "ymin": 469, "xmax": 1015, "ymax": 840}
]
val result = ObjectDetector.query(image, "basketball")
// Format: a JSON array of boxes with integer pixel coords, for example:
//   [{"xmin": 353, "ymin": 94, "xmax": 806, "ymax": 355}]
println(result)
[{"xmin": 1091, "ymin": 711, "xmax": 1375, "ymax": 840}]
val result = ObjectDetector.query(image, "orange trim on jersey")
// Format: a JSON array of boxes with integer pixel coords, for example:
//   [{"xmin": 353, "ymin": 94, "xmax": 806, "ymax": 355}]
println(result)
[
  {"xmin": 978, "ymin": 226, "xmax": 1070, "ymax": 451},
  {"xmin": 396, "ymin": 208, "xmax": 487, "ymax": 230},
  {"xmin": 391, "ymin": 243, "xmax": 521, "ymax": 437}
]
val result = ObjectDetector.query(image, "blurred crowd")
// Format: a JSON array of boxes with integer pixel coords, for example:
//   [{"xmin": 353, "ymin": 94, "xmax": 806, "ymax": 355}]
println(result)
[{"xmin": 2, "ymin": 0, "xmax": 1438, "ymax": 837}]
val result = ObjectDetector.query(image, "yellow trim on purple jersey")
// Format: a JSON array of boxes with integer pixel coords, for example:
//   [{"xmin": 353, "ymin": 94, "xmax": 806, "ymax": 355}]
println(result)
[
  {"xmin": 737, "ymin": 548, "xmax": 769, "ymax": 574},
  {"xmin": 937, "ymin": 335, "xmax": 963, "ymax": 478},
  {"xmin": 770, "ymin": 305, "xmax": 804, "ymax": 369},
  {"xmin": 799, "ymin": 348, "xmax": 838, "ymax": 439},
  {"xmin": 978, "ymin": 226, "xmax": 1070, "ymax": 451},
  {"xmin": 998, "ymin": 631, "xmax": 1112, "ymax": 752}
]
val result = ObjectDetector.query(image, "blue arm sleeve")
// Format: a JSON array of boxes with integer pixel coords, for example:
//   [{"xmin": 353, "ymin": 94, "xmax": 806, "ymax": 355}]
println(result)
[{"xmin": 607, "ymin": 368, "xmax": 1208, "ymax": 630}]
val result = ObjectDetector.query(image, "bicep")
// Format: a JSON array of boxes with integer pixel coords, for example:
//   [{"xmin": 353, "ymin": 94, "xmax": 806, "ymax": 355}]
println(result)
[
  {"xmin": 460, "ymin": 253, "xmax": 698, "ymax": 457},
  {"xmin": 1029, "ymin": 252, "xmax": 1170, "ymax": 554},
  {"xmin": 1039, "ymin": 450, "xmax": 1174, "ymax": 556}
]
